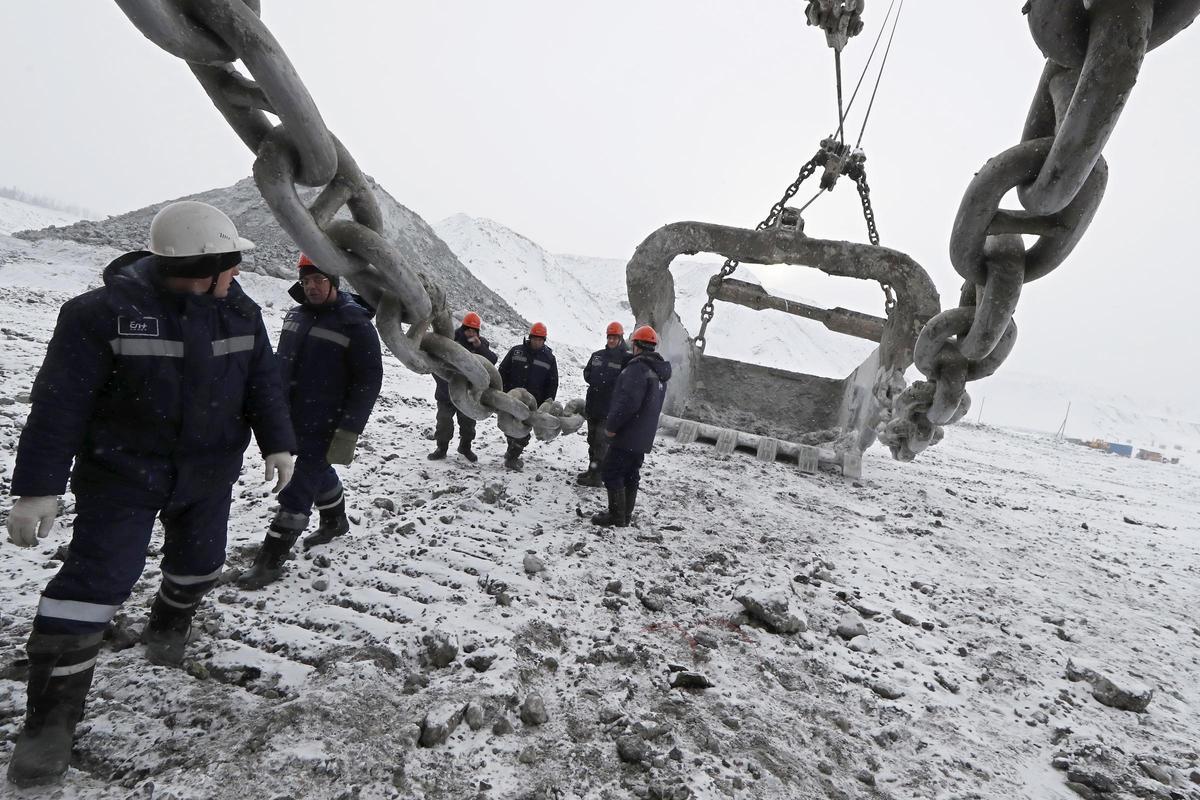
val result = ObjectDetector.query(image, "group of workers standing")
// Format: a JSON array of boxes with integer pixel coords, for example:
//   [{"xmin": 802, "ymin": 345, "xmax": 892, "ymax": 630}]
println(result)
[
  {"xmin": 1, "ymin": 200, "xmax": 671, "ymax": 787},
  {"xmin": 426, "ymin": 313, "xmax": 672, "ymax": 528}
]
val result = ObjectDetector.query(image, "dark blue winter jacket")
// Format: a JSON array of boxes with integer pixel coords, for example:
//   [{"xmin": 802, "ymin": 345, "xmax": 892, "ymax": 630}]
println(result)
[
  {"xmin": 11, "ymin": 251, "xmax": 296, "ymax": 504},
  {"xmin": 498, "ymin": 340, "xmax": 559, "ymax": 406},
  {"xmin": 277, "ymin": 284, "xmax": 383, "ymax": 452},
  {"xmin": 605, "ymin": 352, "xmax": 672, "ymax": 454},
  {"xmin": 434, "ymin": 325, "xmax": 498, "ymax": 404},
  {"xmin": 583, "ymin": 342, "xmax": 632, "ymax": 420}
]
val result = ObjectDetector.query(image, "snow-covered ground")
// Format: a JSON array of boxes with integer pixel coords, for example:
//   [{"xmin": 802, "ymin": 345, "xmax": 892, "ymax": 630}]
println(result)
[{"xmin": 1, "ymin": 229, "xmax": 1198, "ymax": 799}]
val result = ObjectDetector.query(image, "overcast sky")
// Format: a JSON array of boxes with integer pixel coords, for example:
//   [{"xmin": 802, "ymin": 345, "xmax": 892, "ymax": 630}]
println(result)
[{"xmin": 2, "ymin": 2, "xmax": 1198, "ymax": 405}]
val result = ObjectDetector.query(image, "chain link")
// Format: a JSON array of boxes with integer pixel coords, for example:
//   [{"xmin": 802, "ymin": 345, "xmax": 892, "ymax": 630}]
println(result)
[
  {"xmin": 877, "ymin": 0, "xmax": 1200, "ymax": 461},
  {"xmin": 694, "ymin": 157, "xmax": 821, "ymax": 352},
  {"xmin": 115, "ymin": 0, "xmax": 586, "ymax": 442}
]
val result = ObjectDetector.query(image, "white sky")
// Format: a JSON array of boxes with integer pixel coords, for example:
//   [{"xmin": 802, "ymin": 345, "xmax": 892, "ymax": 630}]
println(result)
[{"xmin": 2, "ymin": 2, "xmax": 1198, "ymax": 404}]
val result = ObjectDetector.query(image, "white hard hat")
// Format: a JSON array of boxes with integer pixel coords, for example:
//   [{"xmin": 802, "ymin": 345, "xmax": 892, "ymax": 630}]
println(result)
[{"xmin": 147, "ymin": 200, "xmax": 255, "ymax": 257}]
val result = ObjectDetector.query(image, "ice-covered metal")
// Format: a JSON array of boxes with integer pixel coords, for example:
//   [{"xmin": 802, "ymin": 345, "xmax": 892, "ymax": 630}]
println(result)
[{"xmin": 880, "ymin": 0, "xmax": 1200, "ymax": 460}]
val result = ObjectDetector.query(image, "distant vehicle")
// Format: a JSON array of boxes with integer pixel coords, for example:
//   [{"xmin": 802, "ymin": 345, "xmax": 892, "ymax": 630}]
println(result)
[
  {"xmin": 1136, "ymin": 449, "xmax": 1164, "ymax": 462},
  {"xmin": 1106, "ymin": 443, "xmax": 1134, "ymax": 458}
]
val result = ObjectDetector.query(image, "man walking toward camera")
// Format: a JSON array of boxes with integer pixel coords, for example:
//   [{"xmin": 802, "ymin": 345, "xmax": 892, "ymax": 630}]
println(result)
[
  {"xmin": 4, "ymin": 201, "xmax": 295, "ymax": 787},
  {"xmin": 238, "ymin": 253, "xmax": 382, "ymax": 589}
]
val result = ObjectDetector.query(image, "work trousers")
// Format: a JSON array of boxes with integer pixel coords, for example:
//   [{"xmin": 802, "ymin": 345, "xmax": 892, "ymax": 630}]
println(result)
[
  {"xmin": 35, "ymin": 487, "xmax": 233, "ymax": 635},
  {"xmin": 601, "ymin": 446, "xmax": 645, "ymax": 491},
  {"xmin": 278, "ymin": 451, "xmax": 343, "ymax": 519},
  {"xmin": 435, "ymin": 398, "xmax": 476, "ymax": 448}
]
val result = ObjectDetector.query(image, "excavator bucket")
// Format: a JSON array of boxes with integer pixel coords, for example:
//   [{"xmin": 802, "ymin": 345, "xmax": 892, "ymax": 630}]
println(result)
[{"xmin": 626, "ymin": 212, "xmax": 940, "ymax": 475}]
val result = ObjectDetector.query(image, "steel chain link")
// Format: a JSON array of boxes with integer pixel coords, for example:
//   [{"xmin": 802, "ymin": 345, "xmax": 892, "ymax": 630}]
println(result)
[
  {"xmin": 877, "ymin": 0, "xmax": 1200, "ymax": 461},
  {"xmin": 115, "ymin": 0, "xmax": 586, "ymax": 442},
  {"xmin": 694, "ymin": 157, "xmax": 821, "ymax": 352}
]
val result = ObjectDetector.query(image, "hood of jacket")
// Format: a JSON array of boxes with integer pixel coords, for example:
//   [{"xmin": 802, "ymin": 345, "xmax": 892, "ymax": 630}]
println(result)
[
  {"xmin": 631, "ymin": 351, "xmax": 671, "ymax": 382},
  {"xmin": 103, "ymin": 250, "xmax": 260, "ymax": 319}
]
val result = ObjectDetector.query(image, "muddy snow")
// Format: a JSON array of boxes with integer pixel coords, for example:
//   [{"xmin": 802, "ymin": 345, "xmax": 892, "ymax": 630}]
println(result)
[{"xmin": 1, "ymin": 232, "xmax": 1199, "ymax": 800}]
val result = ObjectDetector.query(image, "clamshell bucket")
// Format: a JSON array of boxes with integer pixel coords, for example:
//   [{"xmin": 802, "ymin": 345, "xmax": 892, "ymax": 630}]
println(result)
[{"xmin": 626, "ymin": 212, "xmax": 940, "ymax": 476}]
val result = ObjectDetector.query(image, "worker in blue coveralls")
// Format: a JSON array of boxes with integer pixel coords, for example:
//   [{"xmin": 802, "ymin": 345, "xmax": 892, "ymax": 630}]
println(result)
[
  {"xmin": 576, "ymin": 321, "xmax": 632, "ymax": 487},
  {"xmin": 591, "ymin": 325, "xmax": 671, "ymax": 528},
  {"xmin": 3, "ymin": 201, "xmax": 296, "ymax": 788},
  {"xmin": 497, "ymin": 321, "xmax": 558, "ymax": 471},
  {"xmin": 238, "ymin": 253, "xmax": 383, "ymax": 589}
]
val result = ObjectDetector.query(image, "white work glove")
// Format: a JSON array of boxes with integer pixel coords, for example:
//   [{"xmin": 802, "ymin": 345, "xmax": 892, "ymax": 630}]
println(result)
[
  {"xmin": 264, "ymin": 452, "xmax": 294, "ymax": 493},
  {"xmin": 8, "ymin": 496, "xmax": 60, "ymax": 547}
]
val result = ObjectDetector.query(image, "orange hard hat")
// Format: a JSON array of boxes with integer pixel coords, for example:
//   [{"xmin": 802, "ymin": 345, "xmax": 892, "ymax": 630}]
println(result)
[
  {"xmin": 529, "ymin": 322, "xmax": 548, "ymax": 338},
  {"xmin": 606, "ymin": 321, "xmax": 624, "ymax": 336},
  {"xmin": 297, "ymin": 253, "xmax": 315, "ymax": 269},
  {"xmin": 462, "ymin": 311, "xmax": 482, "ymax": 330},
  {"xmin": 631, "ymin": 325, "xmax": 658, "ymax": 346}
]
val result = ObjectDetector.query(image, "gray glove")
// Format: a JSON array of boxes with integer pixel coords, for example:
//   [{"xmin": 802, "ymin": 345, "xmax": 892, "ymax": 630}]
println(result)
[
  {"xmin": 8, "ymin": 496, "xmax": 59, "ymax": 547},
  {"xmin": 326, "ymin": 429, "xmax": 359, "ymax": 466},
  {"xmin": 264, "ymin": 452, "xmax": 294, "ymax": 493}
]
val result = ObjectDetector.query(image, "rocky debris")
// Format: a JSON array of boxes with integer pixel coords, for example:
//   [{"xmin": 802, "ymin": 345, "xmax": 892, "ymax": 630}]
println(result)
[
  {"xmin": 422, "ymin": 631, "xmax": 458, "ymax": 668},
  {"xmin": 1066, "ymin": 658, "xmax": 1154, "ymax": 712},
  {"xmin": 605, "ymin": 580, "xmax": 623, "ymax": 595},
  {"xmin": 892, "ymin": 607, "xmax": 922, "ymax": 627},
  {"xmin": 464, "ymin": 653, "xmax": 496, "ymax": 672},
  {"xmin": 523, "ymin": 553, "xmax": 546, "ymax": 574},
  {"xmin": 735, "ymin": 585, "xmax": 805, "ymax": 634},
  {"xmin": 463, "ymin": 701, "xmax": 487, "ymax": 731},
  {"xmin": 478, "ymin": 482, "xmax": 507, "ymax": 505},
  {"xmin": 372, "ymin": 497, "xmax": 396, "ymax": 513},
  {"xmin": 616, "ymin": 734, "xmax": 651, "ymax": 765},
  {"xmin": 835, "ymin": 613, "xmax": 868, "ymax": 640},
  {"xmin": 520, "ymin": 693, "xmax": 549, "ymax": 725},
  {"xmin": 419, "ymin": 702, "xmax": 465, "ymax": 747},
  {"xmin": 850, "ymin": 599, "xmax": 885, "ymax": 618},
  {"xmin": 669, "ymin": 671, "xmax": 712, "ymax": 690},
  {"xmin": 848, "ymin": 635, "xmax": 877, "ymax": 654},
  {"xmin": 492, "ymin": 715, "xmax": 514, "ymax": 735},
  {"xmin": 869, "ymin": 680, "xmax": 905, "ymax": 700},
  {"xmin": 311, "ymin": 578, "xmax": 329, "ymax": 592},
  {"xmin": 639, "ymin": 592, "xmax": 666, "ymax": 612}
]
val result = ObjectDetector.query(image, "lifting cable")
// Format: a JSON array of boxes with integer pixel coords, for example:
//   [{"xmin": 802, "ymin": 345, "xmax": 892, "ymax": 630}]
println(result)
[{"xmin": 855, "ymin": 0, "xmax": 905, "ymax": 147}]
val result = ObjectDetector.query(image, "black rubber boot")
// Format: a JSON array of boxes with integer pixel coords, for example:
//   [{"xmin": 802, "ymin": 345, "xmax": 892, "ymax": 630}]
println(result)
[
  {"xmin": 576, "ymin": 466, "xmax": 602, "ymax": 487},
  {"xmin": 457, "ymin": 441, "xmax": 478, "ymax": 463},
  {"xmin": 237, "ymin": 511, "xmax": 305, "ymax": 590},
  {"xmin": 142, "ymin": 596, "xmax": 193, "ymax": 667},
  {"xmin": 624, "ymin": 485, "xmax": 638, "ymax": 526},
  {"xmin": 7, "ymin": 631, "xmax": 103, "ymax": 788},
  {"xmin": 303, "ymin": 498, "xmax": 350, "ymax": 550},
  {"xmin": 591, "ymin": 487, "xmax": 627, "ymax": 527},
  {"xmin": 503, "ymin": 444, "xmax": 524, "ymax": 472},
  {"xmin": 427, "ymin": 444, "xmax": 448, "ymax": 461}
]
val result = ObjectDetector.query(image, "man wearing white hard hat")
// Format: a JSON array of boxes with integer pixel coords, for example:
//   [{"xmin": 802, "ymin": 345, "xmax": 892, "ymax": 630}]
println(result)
[{"xmin": 2, "ymin": 200, "xmax": 296, "ymax": 788}]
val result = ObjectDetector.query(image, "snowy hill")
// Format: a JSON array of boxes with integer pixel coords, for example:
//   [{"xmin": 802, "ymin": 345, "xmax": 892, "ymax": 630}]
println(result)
[
  {"xmin": 0, "ymin": 228, "xmax": 1198, "ymax": 798},
  {"xmin": 0, "ymin": 195, "xmax": 81, "ymax": 236},
  {"xmin": 14, "ymin": 179, "xmax": 528, "ymax": 333}
]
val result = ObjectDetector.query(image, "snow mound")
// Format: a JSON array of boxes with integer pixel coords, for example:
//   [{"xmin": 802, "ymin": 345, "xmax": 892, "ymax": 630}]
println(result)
[{"xmin": 14, "ymin": 178, "xmax": 527, "ymax": 331}]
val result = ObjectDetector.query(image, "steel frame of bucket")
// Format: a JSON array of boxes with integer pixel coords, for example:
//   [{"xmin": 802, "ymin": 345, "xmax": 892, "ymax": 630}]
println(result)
[{"xmin": 627, "ymin": 213, "xmax": 940, "ymax": 477}]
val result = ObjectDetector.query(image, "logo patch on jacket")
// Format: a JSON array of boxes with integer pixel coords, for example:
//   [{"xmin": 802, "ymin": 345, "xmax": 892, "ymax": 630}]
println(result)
[{"xmin": 118, "ymin": 316, "xmax": 160, "ymax": 337}]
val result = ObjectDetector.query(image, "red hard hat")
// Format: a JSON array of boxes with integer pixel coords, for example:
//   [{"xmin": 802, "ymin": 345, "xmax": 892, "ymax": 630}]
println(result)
[
  {"xmin": 631, "ymin": 325, "xmax": 658, "ymax": 346},
  {"xmin": 462, "ymin": 311, "xmax": 482, "ymax": 330},
  {"xmin": 529, "ymin": 322, "xmax": 548, "ymax": 338},
  {"xmin": 297, "ymin": 253, "xmax": 315, "ymax": 269},
  {"xmin": 606, "ymin": 321, "xmax": 624, "ymax": 336}
]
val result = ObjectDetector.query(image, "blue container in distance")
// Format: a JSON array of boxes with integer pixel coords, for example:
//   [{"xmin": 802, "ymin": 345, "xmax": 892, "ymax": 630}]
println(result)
[{"xmin": 1106, "ymin": 442, "xmax": 1134, "ymax": 457}]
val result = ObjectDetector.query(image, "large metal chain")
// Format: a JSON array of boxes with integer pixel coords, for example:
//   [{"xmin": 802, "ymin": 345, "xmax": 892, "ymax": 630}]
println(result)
[
  {"xmin": 694, "ymin": 156, "xmax": 821, "ymax": 352},
  {"xmin": 878, "ymin": 0, "xmax": 1200, "ymax": 461},
  {"xmin": 114, "ymin": 0, "xmax": 585, "ymax": 443}
]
